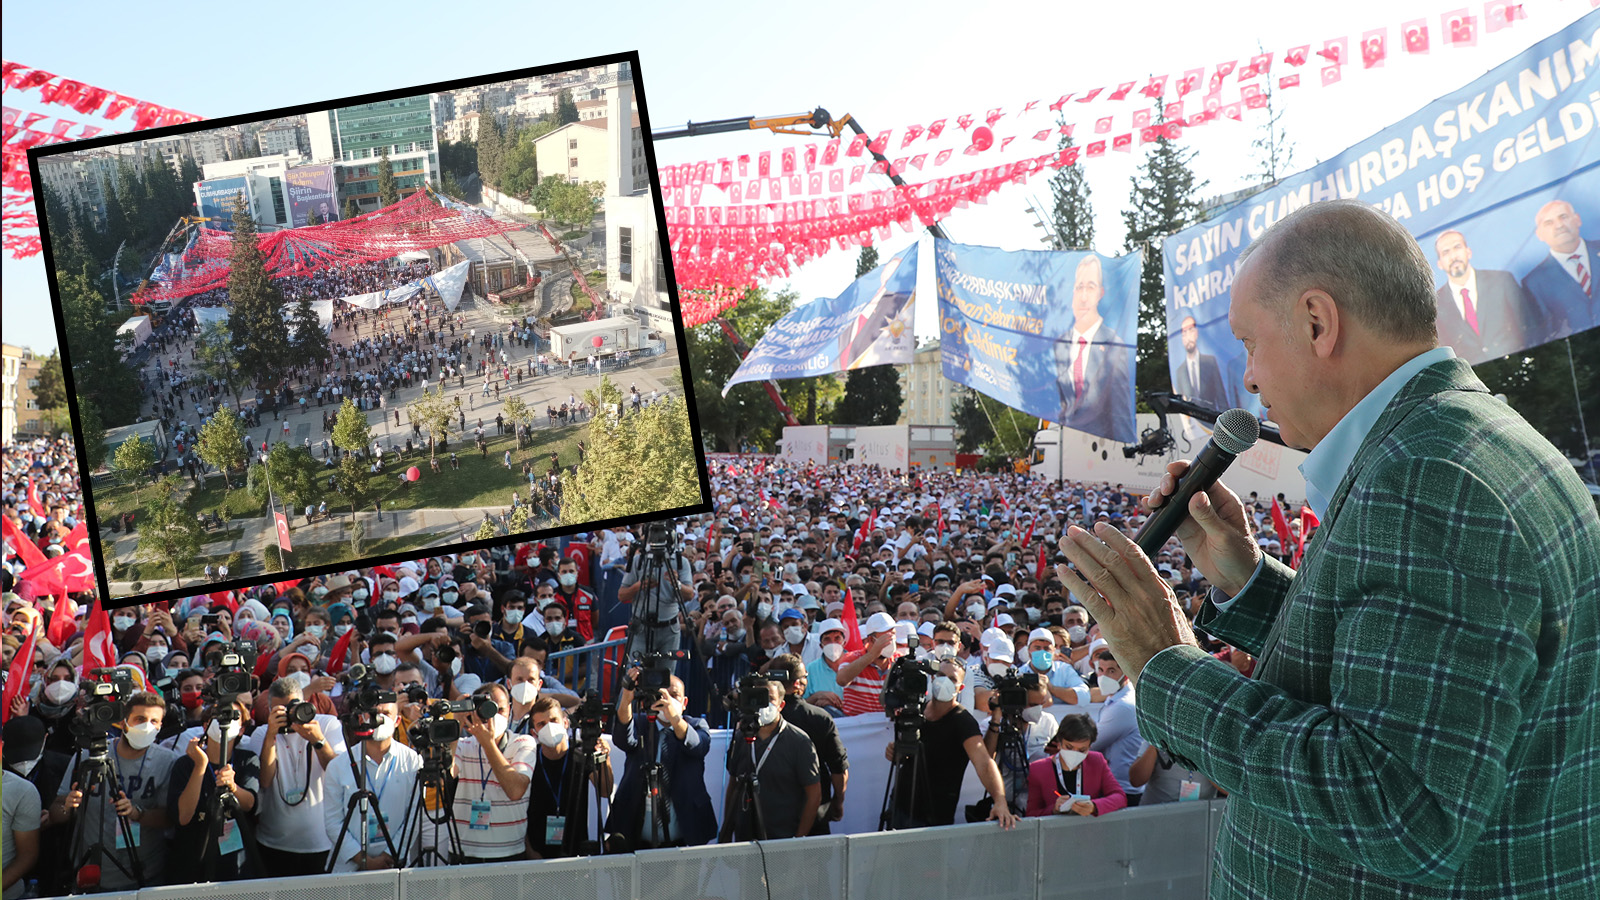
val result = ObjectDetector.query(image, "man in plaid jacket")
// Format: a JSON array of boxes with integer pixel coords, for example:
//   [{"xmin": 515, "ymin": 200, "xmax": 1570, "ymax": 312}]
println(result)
[{"xmin": 1057, "ymin": 200, "xmax": 1599, "ymax": 898}]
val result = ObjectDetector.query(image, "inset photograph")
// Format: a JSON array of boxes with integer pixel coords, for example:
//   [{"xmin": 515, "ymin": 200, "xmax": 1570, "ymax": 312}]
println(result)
[{"xmin": 32, "ymin": 54, "xmax": 705, "ymax": 604}]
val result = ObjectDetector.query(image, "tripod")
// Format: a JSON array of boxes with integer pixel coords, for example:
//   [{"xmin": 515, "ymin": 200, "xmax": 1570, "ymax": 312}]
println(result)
[
  {"xmin": 557, "ymin": 723, "xmax": 611, "ymax": 857},
  {"xmin": 326, "ymin": 741, "xmax": 403, "ymax": 873},
  {"xmin": 989, "ymin": 713, "xmax": 1030, "ymax": 819},
  {"xmin": 195, "ymin": 713, "xmax": 265, "ymax": 883},
  {"xmin": 879, "ymin": 714, "xmax": 929, "ymax": 831},
  {"xmin": 397, "ymin": 741, "xmax": 463, "ymax": 867},
  {"xmin": 721, "ymin": 723, "xmax": 770, "ymax": 843},
  {"xmin": 65, "ymin": 739, "xmax": 144, "ymax": 893}
]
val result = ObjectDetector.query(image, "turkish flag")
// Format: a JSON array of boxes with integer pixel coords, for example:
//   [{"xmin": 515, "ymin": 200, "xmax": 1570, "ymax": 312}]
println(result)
[
  {"xmin": 1403, "ymin": 19, "xmax": 1431, "ymax": 53},
  {"xmin": 1075, "ymin": 88, "xmax": 1104, "ymax": 103},
  {"xmin": 927, "ymin": 119, "xmax": 947, "ymax": 139},
  {"xmin": 869, "ymin": 131, "xmax": 891, "ymax": 154},
  {"xmin": 1140, "ymin": 126, "xmax": 1161, "ymax": 144},
  {"xmin": 1178, "ymin": 69, "xmax": 1203, "ymax": 96},
  {"xmin": 1270, "ymin": 498, "xmax": 1292, "ymax": 548},
  {"xmin": 1319, "ymin": 37, "xmax": 1348, "ymax": 65},
  {"xmin": 1222, "ymin": 103, "xmax": 1243, "ymax": 121},
  {"xmin": 1284, "ymin": 45, "xmax": 1310, "ymax": 66},
  {"xmin": 80, "ymin": 598, "xmax": 118, "ymax": 679},
  {"xmin": 1085, "ymin": 140, "xmax": 1106, "ymax": 157},
  {"xmin": 1166, "ymin": 101, "xmax": 1185, "ymax": 120},
  {"xmin": 1033, "ymin": 129, "xmax": 1052, "ymax": 141},
  {"xmin": 1162, "ymin": 121, "xmax": 1184, "ymax": 140},
  {"xmin": 1, "ymin": 619, "xmax": 40, "ymax": 724},
  {"xmin": 60, "ymin": 553, "xmax": 95, "ymax": 593},
  {"xmin": 821, "ymin": 140, "xmax": 839, "ymax": 165},
  {"xmin": 1059, "ymin": 123, "xmax": 1075, "ymax": 137},
  {"xmin": 1485, "ymin": 1, "xmax": 1524, "ymax": 33},
  {"xmin": 1279, "ymin": 74, "xmax": 1302, "ymax": 89},
  {"xmin": 1140, "ymin": 75, "xmax": 1168, "ymax": 98},
  {"xmin": 842, "ymin": 588, "xmax": 865, "ymax": 653},
  {"xmin": 985, "ymin": 108, "xmax": 1005, "ymax": 127},
  {"xmin": 829, "ymin": 169, "xmax": 844, "ymax": 191},
  {"xmin": 782, "ymin": 147, "xmax": 797, "ymax": 174},
  {"xmin": 1248, "ymin": 53, "xmax": 1273, "ymax": 76},
  {"xmin": 934, "ymin": 149, "xmax": 953, "ymax": 166},
  {"xmin": 1109, "ymin": 81, "xmax": 1136, "ymax": 100},
  {"xmin": 1049, "ymin": 95, "xmax": 1072, "ymax": 112},
  {"xmin": 846, "ymin": 136, "xmax": 866, "ymax": 157},
  {"xmin": 909, "ymin": 154, "xmax": 926, "ymax": 170},
  {"xmin": 27, "ymin": 481, "xmax": 46, "ymax": 518},
  {"xmin": 1321, "ymin": 65, "xmax": 1343, "ymax": 87},
  {"xmin": 47, "ymin": 592, "xmax": 78, "ymax": 647},
  {"xmin": 1112, "ymin": 133, "xmax": 1133, "ymax": 152},
  {"xmin": 809, "ymin": 173, "xmax": 822, "ymax": 195},
  {"xmin": 1444, "ymin": 10, "xmax": 1477, "ymax": 46},
  {"xmin": 1095, "ymin": 116, "xmax": 1113, "ymax": 134},
  {"xmin": 1132, "ymin": 108, "xmax": 1152, "ymax": 129},
  {"xmin": 18, "ymin": 554, "xmax": 68, "ymax": 597},
  {"xmin": 747, "ymin": 179, "xmax": 761, "ymax": 200},
  {"xmin": 1362, "ymin": 29, "xmax": 1388, "ymax": 68},
  {"xmin": 2, "ymin": 513, "xmax": 46, "ymax": 569},
  {"xmin": 1036, "ymin": 540, "xmax": 1049, "ymax": 581},
  {"xmin": 957, "ymin": 114, "xmax": 974, "ymax": 130},
  {"xmin": 738, "ymin": 154, "xmax": 749, "ymax": 176},
  {"xmin": 326, "ymin": 625, "xmax": 355, "ymax": 674},
  {"xmin": 274, "ymin": 511, "xmax": 292, "ymax": 552},
  {"xmin": 803, "ymin": 145, "xmax": 817, "ymax": 171},
  {"xmin": 1210, "ymin": 60, "xmax": 1237, "ymax": 88}
]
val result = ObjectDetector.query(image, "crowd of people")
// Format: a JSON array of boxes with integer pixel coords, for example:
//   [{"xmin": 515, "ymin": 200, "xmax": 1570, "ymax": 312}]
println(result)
[{"xmin": 2, "ymin": 427, "xmax": 1314, "ymax": 892}]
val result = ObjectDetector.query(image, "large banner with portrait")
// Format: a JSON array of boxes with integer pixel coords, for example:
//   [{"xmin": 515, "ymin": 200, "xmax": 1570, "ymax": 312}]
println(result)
[
  {"xmin": 1165, "ymin": 13, "xmax": 1600, "ymax": 413},
  {"xmin": 722, "ymin": 245, "xmax": 918, "ymax": 396},
  {"xmin": 935, "ymin": 239, "xmax": 1142, "ymax": 444},
  {"xmin": 284, "ymin": 164, "xmax": 339, "ymax": 228},
  {"xmin": 194, "ymin": 177, "xmax": 250, "ymax": 233}
]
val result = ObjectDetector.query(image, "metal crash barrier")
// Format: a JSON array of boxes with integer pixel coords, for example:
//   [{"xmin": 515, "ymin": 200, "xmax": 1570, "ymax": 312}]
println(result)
[{"xmin": 39, "ymin": 800, "xmax": 1226, "ymax": 900}]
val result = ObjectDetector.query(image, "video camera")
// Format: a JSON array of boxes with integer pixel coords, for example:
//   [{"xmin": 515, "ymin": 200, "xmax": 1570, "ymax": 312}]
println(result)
[
  {"xmin": 203, "ymin": 641, "xmax": 258, "ymax": 700},
  {"xmin": 629, "ymin": 650, "xmax": 687, "ymax": 705},
  {"xmin": 68, "ymin": 668, "xmax": 135, "ymax": 748},
  {"xmin": 408, "ymin": 696, "xmax": 487, "ymax": 750},
  {"xmin": 723, "ymin": 672, "xmax": 779, "ymax": 734},
  {"xmin": 986, "ymin": 669, "xmax": 1039, "ymax": 717},
  {"xmin": 881, "ymin": 656, "xmax": 938, "ymax": 720},
  {"xmin": 642, "ymin": 522, "xmax": 679, "ymax": 561},
  {"xmin": 338, "ymin": 664, "xmax": 397, "ymax": 741}
]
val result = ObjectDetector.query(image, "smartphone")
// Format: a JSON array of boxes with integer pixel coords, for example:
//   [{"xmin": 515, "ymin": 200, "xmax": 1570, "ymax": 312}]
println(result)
[
  {"xmin": 712, "ymin": 561, "xmax": 723, "ymax": 577},
  {"xmin": 202, "ymin": 613, "xmax": 220, "ymax": 632}
]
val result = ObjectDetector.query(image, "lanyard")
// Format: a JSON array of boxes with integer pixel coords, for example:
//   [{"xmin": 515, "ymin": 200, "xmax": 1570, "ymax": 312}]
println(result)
[
  {"xmin": 276, "ymin": 736, "xmax": 315, "ymax": 806},
  {"xmin": 749, "ymin": 721, "xmax": 785, "ymax": 776},
  {"xmin": 363, "ymin": 752, "xmax": 393, "ymax": 806},
  {"xmin": 1055, "ymin": 762, "xmax": 1081, "ymax": 796},
  {"xmin": 541, "ymin": 753, "xmax": 567, "ymax": 810}
]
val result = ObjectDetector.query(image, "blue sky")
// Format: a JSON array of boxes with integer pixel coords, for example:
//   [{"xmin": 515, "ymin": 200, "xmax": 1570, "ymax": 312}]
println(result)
[{"xmin": 3, "ymin": 0, "xmax": 1590, "ymax": 353}]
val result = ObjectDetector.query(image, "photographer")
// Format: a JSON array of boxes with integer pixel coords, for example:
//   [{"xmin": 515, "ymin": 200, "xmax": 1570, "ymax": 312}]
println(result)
[
  {"xmin": 247, "ymin": 676, "xmax": 345, "ymax": 876},
  {"xmin": 2, "ymin": 762, "xmax": 39, "ymax": 900},
  {"xmin": 720, "ymin": 677, "xmax": 820, "ymax": 842},
  {"xmin": 770, "ymin": 654, "xmax": 849, "ymax": 834},
  {"xmin": 609, "ymin": 666, "xmax": 717, "ymax": 849},
  {"xmin": 618, "ymin": 524, "xmax": 693, "ymax": 664},
  {"xmin": 522, "ymin": 697, "xmax": 612, "ymax": 859},
  {"xmin": 451, "ymin": 682, "xmax": 537, "ymax": 862},
  {"xmin": 48, "ymin": 690, "xmax": 177, "ymax": 889},
  {"xmin": 458, "ymin": 607, "xmax": 515, "ymax": 681},
  {"xmin": 166, "ymin": 696, "xmax": 259, "ymax": 883},
  {"xmin": 884, "ymin": 658, "xmax": 1017, "ymax": 830},
  {"xmin": 323, "ymin": 698, "xmax": 421, "ymax": 872}
]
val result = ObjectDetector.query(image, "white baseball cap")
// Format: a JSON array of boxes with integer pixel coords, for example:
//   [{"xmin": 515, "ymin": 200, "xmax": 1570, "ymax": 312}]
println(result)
[
  {"xmin": 1027, "ymin": 627, "xmax": 1055, "ymax": 644},
  {"xmin": 863, "ymin": 611, "xmax": 897, "ymax": 635}
]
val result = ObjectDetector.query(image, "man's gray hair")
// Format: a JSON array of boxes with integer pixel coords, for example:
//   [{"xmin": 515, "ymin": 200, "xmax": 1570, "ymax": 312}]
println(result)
[
  {"xmin": 1236, "ymin": 199, "xmax": 1438, "ymax": 344},
  {"xmin": 269, "ymin": 676, "xmax": 303, "ymax": 700}
]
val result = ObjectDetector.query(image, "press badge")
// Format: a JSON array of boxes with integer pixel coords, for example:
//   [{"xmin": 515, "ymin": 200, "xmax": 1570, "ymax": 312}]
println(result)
[
  {"xmin": 1179, "ymin": 780, "xmax": 1201, "ymax": 801},
  {"xmin": 469, "ymin": 799, "xmax": 492, "ymax": 830},
  {"xmin": 282, "ymin": 789, "xmax": 306, "ymax": 805},
  {"xmin": 366, "ymin": 809, "xmax": 387, "ymax": 844},
  {"xmin": 219, "ymin": 820, "xmax": 244, "ymax": 855},
  {"xmin": 545, "ymin": 815, "xmax": 566, "ymax": 844},
  {"xmin": 116, "ymin": 822, "xmax": 140, "ymax": 850}
]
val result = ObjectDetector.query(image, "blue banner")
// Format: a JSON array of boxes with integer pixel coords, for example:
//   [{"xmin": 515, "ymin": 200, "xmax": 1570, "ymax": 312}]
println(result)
[
  {"xmin": 723, "ymin": 244, "xmax": 918, "ymax": 395},
  {"xmin": 1165, "ymin": 13, "xmax": 1600, "ymax": 409},
  {"xmin": 284, "ymin": 164, "xmax": 338, "ymax": 228},
  {"xmin": 935, "ymin": 239, "xmax": 1142, "ymax": 443},
  {"xmin": 194, "ymin": 177, "xmax": 250, "ymax": 233}
]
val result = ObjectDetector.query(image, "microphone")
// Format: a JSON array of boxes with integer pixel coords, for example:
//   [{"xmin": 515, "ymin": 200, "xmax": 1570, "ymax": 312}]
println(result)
[{"xmin": 1133, "ymin": 408, "xmax": 1261, "ymax": 557}]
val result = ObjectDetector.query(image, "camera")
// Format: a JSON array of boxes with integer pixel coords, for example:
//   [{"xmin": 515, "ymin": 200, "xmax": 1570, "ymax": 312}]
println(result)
[
  {"xmin": 202, "ymin": 613, "xmax": 220, "ymax": 632},
  {"xmin": 434, "ymin": 642, "xmax": 457, "ymax": 673},
  {"xmin": 204, "ymin": 641, "xmax": 257, "ymax": 699},
  {"xmin": 69, "ymin": 669, "xmax": 133, "ymax": 744},
  {"xmin": 279, "ymin": 699, "xmax": 317, "ymax": 733},
  {"xmin": 723, "ymin": 672, "xmax": 778, "ymax": 732},
  {"xmin": 881, "ymin": 656, "xmax": 938, "ymax": 720},
  {"xmin": 344, "ymin": 667, "xmax": 398, "ymax": 714},
  {"xmin": 987, "ymin": 669, "xmax": 1036, "ymax": 716},
  {"xmin": 472, "ymin": 620, "xmax": 492, "ymax": 640},
  {"xmin": 409, "ymin": 698, "xmax": 477, "ymax": 749}
]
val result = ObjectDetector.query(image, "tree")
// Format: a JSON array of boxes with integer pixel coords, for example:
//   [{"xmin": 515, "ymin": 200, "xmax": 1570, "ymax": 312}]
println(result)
[
  {"xmin": 477, "ymin": 115, "xmax": 505, "ymax": 191},
  {"xmin": 343, "ymin": 197, "xmax": 360, "ymax": 220},
  {"xmin": 557, "ymin": 378, "xmax": 699, "ymax": 524},
  {"xmin": 226, "ymin": 193, "xmax": 294, "ymax": 391},
  {"xmin": 112, "ymin": 433, "xmax": 156, "ymax": 491},
  {"xmin": 33, "ymin": 351, "xmax": 68, "ymax": 412},
  {"xmin": 178, "ymin": 155, "xmax": 203, "ymax": 212},
  {"xmin": 952, "ymin": 387, "xmax": 1039, "ymax": 459},
  {"xmin": 1250, "ymin": 56, "xmax": 1296, "ymax": 187},
  {"xmin": 509, "ymin": 503, "xmax": 532, "ymax": 534},
  {"xmin": 136, "ymin": 477, "xmax": 201, "ymax": 586},
  {"xmin": 247, "ymin": 443, "xmax": 320, "ymax": 512},
  {"xmin": 56, "ymin": 269, "xmax": 141, "ymax": 426},
  {"xmin": 557, "ymin": 89, "xmax": 579, "ymax": 126},
  {"xmin": 546, "ymin": 180, "xmax": 603, "ymax": 228},
  {"xmin": 331, "ymin": 398, "xmax": 372, "ymax": 455},
  {"xmin": 377, "ymin": 146, "xmax": 398, "ymax": 208},
  {"xmin": 407, "ymin": 385, "xmax": 455, "ymax": 461},
  {"xmin": 290, "ymin": 297, "xmax": 332, "ymax": 369},
  {"xmin": 196, "ymin": 409, "xmax": 248, "ymax": 489},
  {"xmin": 305, "ymin": 210, "xmax": 320, "ymax": 227},
  {"xmin": 77, "ymin": 396, "xmax": 109, "ymax": 473},
  {"xmin": 194, "ymin": 320, "xmax": 249, "ymax": 409},
  {"xmin": 1475, "ymin": 330, "xmax": 1600, "ymax": 465},
  {"xmin": 1049, "ymin": 125, "xmax": 1095, "ymax": 250},
  {"xmin": 685, "ymin": 285, "xmax": 796, "ymax": 451},
  {"xmin": 834, "ymin": 368, "xmax": 903, "ymax": 426},
  {"xmin": 335, "ymin": 454, "xmax": 370, "ymax": 520},
  {"xmin": 1123, "ymin": 100, "xmax": 1208, "ymax": 404},
  {"xmin": 473, "ymin": 518, "xmax": 500, "ymax": 541}
]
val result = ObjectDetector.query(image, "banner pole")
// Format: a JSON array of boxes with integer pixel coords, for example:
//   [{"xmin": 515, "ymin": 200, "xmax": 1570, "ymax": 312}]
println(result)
[{"xmin": 1563, "ymin": 338, "xmax": 1596, "ymax": 485}]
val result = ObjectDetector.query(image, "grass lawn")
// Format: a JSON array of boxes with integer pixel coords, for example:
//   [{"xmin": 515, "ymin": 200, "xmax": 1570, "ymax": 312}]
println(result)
[
  {"xmin": 183, "ymin": 477, "xmax": 265, "ymax": 520},
  {"xmin": 569, "ymin": 270, "xmax": 606, "ymax": 312},
  {"xmin": 264, "ymin": 532, "xmax": 444, "ymax": 571},
  {"xmin": 91, "ymin": 478, "xmax": 147, "ymax": 520},
  {"xmin": 363, "ymin": 424, "xmax": 585, "ymax": 513}
]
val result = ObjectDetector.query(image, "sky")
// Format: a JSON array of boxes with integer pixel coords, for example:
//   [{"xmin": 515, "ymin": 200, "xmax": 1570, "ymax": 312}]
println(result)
[{"xmin": 3, "ymin": 0, "xmax": 1592, "ymax": 354}]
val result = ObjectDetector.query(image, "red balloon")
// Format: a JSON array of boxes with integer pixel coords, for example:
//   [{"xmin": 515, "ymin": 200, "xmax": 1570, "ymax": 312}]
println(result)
[
  {"xmin": 591, "ymin": 335, "xmax": 605, "ymax": 347},
  {"xmin": 969, "ymin": 126, "xmax": 994, "ymax": 152},
  {"xmin": 406, "ymin": 466, "xmax": 420, "ymax": 482}
]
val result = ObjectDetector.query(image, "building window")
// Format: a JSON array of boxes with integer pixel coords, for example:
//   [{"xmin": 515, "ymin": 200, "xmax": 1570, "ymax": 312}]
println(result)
[
  {"xmin": 26, "ymin": 378, "xmax": 38, "ymax": 388},
  {"xmin": 569, "ymin": 139, "xmax": 578, "ymax": 150},
  {"xmin": 25, "ymin": 399, "xmax": 38, "ymax": 410},
  {"xmin": 619, "ymin": 227, "xmax": 633, "ymax": 283},
  {"xmin": 655, "ymin": 246, "xmax": 666, "ymax": 290}
]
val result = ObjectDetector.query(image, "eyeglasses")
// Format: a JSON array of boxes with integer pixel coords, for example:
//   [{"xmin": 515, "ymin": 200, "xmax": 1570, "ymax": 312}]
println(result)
[{"xmin": 33, "ymin": 660, "xmax": 47, "ymax": 669}]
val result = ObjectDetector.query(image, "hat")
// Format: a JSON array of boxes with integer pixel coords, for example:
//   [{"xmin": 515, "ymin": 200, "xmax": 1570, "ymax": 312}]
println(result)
[
  {"xmin": 916, "ymin": 622, "xmax": 936, "ymax": 637},
  {"xmin": 796, "ymin": 593, "xmax": 819, "ymax": 610},
  {"xmin": 994, "ymin": 613, "xmax": 1016, "ymax": 629},
  {"xmin": 894, "ymin": 621, "xmax": 917, "ymax": 645},
  {"xmin": 824, "ymin": 601, "xmax": 845, "ymax": 616},
  {"xmin": 323, "ymin": 574, "xmax": 353, "ymax": 593},
  {"xmin": 1027, "ymin": 627, "xmax": 1055, "ymax": 645},
  {"xmin": 419, "ymin": 582, "xmax": 440, "ymax": 598},
  {"xmin": 778, "ymin": 608, "xmax": 806, "ymax": 622},
  {"xmin": 816, "ymin": 617, "xmax": 846, "ymax": 636},
  {"xmin": 987, "ymin": 640, "xmax": 1015, "ymax": 663},
  {"xmin": 454, "ymin": 673, "xmax": 483, "ymax": 695},
  {"xmin": 863, "ymin": 611, "xmax": 896, "ymax": 635},
  {"xmin": 1, "ymin": 715, "xmax": 46, "ymax": 766},
  {"xmin": 995, "ymin": 584, "xmax": 1018, "ymax": 598},
  {"xmin": 979, "ymin": 573, "xmax": 995, "ymax": 583},
  {"xmin": 397, "ymin": 575, "xmax": 421, "ymax": 596},
  {"xmin": 980, "ymin": 627, "xmax": 1009, "ymax": 650}
]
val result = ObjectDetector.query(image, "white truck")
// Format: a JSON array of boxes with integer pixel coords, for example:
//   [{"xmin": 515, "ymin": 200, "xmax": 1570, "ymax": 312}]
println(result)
[{"xmin": 549, "ymin": 316, "xmax": 641, "ymax": 359}]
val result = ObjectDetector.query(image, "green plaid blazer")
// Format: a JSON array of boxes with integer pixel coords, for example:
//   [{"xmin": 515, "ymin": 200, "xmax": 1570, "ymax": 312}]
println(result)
[{"xmin": 1136, "ymin": 358, "xmax": 1600, "ymax": 899}]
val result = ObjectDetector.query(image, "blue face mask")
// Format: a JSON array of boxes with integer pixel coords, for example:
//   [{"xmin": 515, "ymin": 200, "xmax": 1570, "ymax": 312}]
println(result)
[{"xmin": 1031, "ymin": 649, "xmax": 1053, "ymax": 671}]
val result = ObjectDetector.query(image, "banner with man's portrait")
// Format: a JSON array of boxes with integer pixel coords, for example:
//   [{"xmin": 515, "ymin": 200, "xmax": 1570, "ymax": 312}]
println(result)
[{"xmin": 285, "ymin": 163, "xmax": 339, "ymax": 228}]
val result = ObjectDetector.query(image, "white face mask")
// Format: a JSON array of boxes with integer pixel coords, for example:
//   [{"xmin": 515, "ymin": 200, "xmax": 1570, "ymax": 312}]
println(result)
[
  {"xmin": 207, "ymin": 718, "xmax": 240, "ymax": 744},
  {"xmin": 352, "ymin": 589, "xmax": 370, "ymax": 602},
  {"xmin": 12, "ymin": 756, "xmax": 40, "ymax": 777},
  {"xmin": 1058, "ymin": 748, "xmax": 1087, "ymax": 771},
  {"xmin": 113, "ymin": 615, "xmax": 136, "ymax": 631},
  {"xmin": 821, "ymin": 643, "xmax": 844, "ymax": 663},
  {"xmin": 783, "ymin": 626, "xmax": 806, "ymax": 645},
  {"xmin": 490, "ymin": 713, "xmax": 508, "ymax": 737},
  {"xmin": 1098, "ymin": 674, "xmax": 1122, "ymax": 695},
  {"xmin": 334, "ymin": 624, "xmax": 353, "ymax": 637},
  {"xmin": 370, "ymin": 715, "xmax": 396, "ymax": 742},
  {"xmin": 755, "ymin": 602, "xmax": 772, "ymax": 620},
  {"xmin": 287, "ymin": 671, "xmax": 312, "ymax": 692},
  {"xmin": 558, "ymin": 573, "xmax": 577, "ymax": 588},
  {"xmin": 536, "ymin": 721, "xmax": 568, "ymax": 748},
  {"xmin": 147, "ymin": 644, "xmax": 169, "ymax": 660},
  {"xmin": 450, "ymin": 657, "xmax": 463, "ymax": 676},
  {"xmin": 546, "ymin": 620, "xmax": 566, "ymax": 637},
  {"xmin": 503, "ymin": 610, "xmax": 524, "ymax": 627},
  {"xmin": 382, "ymin": 591, "xmax": 400, "ymax": 604},
  {"xmin": 987, "ymin": 661, "xmax": 1011, "ymax": 678},
  {"xmin": 44, "ymin": 680, "xmax": 77, "ymax": 704},
  {"xmin": 930, "ymin": 675, "xmax": 957, "ymax": 703},
  {"xmin": 967, "ymin": 603, "xmax": 985, "ymax": 620},
  {"xmin": 124, "ymin": 721, "xmax": 161, "ymax": 750},
  {"xmin": 756, "ymin": 703, "xmax": 781, "ymax": 726},
  {"xmin": 372, "ymin": 653, "xmax": 398, "ymax": 675},
  {"xmin": 510, "ymin": 681, "xmax": 539, "ymax": 704},
  {"xmin": 306, "ymin": 624, "xmax": 326, "ymax": 640},
  {"xmin": 1067, "ymin": 626, "xmax": 1088, "ymax": 644},
  {"xmin": 1022, "ymin": 705, "xmax": 1043, "ymax": 724}
]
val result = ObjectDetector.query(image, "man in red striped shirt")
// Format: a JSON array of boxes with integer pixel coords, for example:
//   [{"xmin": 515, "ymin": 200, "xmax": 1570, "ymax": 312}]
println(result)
[{"xmin": 836, "ymin": 613, "xmax": 899, "ymax": 717}]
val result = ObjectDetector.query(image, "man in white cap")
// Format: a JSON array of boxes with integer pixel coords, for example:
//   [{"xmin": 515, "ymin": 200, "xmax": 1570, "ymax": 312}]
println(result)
[
  {"xmin": 1023, "ymin": 627, "xmax": 1090, "ymax": 706},
  {"xmin": 800, "ymin": 619, "xmax": 849, "ymax": 716},
  {"xmin": 969, "ymin": 632, "xmax": 1016, "ymax": 716},
  {"xmin": 835, "ymin": 612, "xmax": 899, "ymax": 717}
]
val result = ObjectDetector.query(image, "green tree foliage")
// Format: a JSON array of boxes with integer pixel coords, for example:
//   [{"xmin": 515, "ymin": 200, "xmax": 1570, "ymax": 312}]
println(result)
[
  {"xmin": 834, "ymin": 368, "xmax": 903, "ymax": 426},
  {"xmin": 247, "ymin": 443, "xmax": 320, "ymax": 511},
  {"xmin": 57, "ymin": 269, "xmax": 141, "ymax": 426},
  {"xmin": 438, "ymin": 136, "xmax": 478, "ymax": 179},
  {"xmin": 136, "ymin": 476, "xmax": 201, "ymax": 585},
  {"xmin": 1049, "ymin": 126, "xmax": 1095, "ymax": 251},
  {"xmin": 304, "ymin": 210, "xmax": 320, "ymax": 227},
  {"xmin": 557, "ymin": 89, "xmax": 579, "ymax": 126},
  {"xmin": 407, "ymin": 385, "xmax": 455, "ymax": 460},
  {"xmin": 331, "ymin": 398, "xmax": 371, "ymax": 454},
  {"xmin": 178, "ymin": 155, "xmax": 203, "ymax": 211},
  {"xmin": 477, "ymin": 115, "xmax": 505, "ymax": 191},
  {"xmin": 343, "ymin": 197, "xmax": 360, "ymax": 220},
  {"xmin": 544, "ymin": 180, "xmax": 603, "ymax": 228},
  {"xmin": 473, "ymin": 518, "xmax": 500, "ymax": 541},
  {"xmin": 1124, "ymin": 101, "xmax": 1207, "ymax": 404},
  {"xmin": 76, "ymin": 396, "xmax": 109, "ymax": 472},
  {"xmin": 377, "ymin": 146, "xmax": 398, "ymax": 208},
  {"xmin": 686, "ymin": 286, "xmax": 796, "ymax": 451},
  {"xmin": 335, "ymin": 453, "xmax": 369, "ymax": 519},
  {"xmin": 558, "ymin": 378, "xmax": 700, "ymax": 524},
  {"xmin": 226, "ymin": 193, "xmax": 293, "ymax": 390},
  {"xmin": 33, "ymin": 351, "xmax": 68, "ymax": 412},
  {"xmin": 951, "ymin": 387, "xmax": 1040, "ymax": 459},
  {"xmin": 112, "ymin": 433, "xmax": 156, "ymax": 490},
  {"xmin": 290, "ymin": 297, "xmax": 332, "ymax": 369},
  {"xmin": 508, "ymin": 503, "xmax": 532, "ymax": 534},
  {"xmin": 1475, "ymin": 330, "xmax": 1600, "ymax": 465},
  {"xmin": 194, "ymin": 320, "xmax": 249, "ymax": 409},
  {"xmin": 197, "ymin": 409, "xmax": 249, "ymax": 488},
  {"xmin": 500, "ymin": 128, "xmax": 541, "ymax": 198}
]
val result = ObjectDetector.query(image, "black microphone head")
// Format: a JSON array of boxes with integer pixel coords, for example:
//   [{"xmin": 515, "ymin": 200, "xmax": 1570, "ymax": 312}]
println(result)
[{"xmin": 1213, "ymin": 409, "xmax": 1261, "ymax": 455}]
